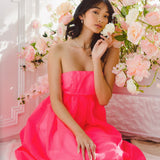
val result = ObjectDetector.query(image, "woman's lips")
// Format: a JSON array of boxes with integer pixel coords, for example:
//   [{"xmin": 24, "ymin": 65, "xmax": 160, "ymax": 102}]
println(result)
[{"xmin": 95, "ymin": 24, "xmax": 102, "ymax": 28}]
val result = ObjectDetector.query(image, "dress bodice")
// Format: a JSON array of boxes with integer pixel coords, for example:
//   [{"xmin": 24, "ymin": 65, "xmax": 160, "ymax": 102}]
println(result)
[{"xmin": 61, "ymin": 71, "xmax": 96, "ymax": 95}]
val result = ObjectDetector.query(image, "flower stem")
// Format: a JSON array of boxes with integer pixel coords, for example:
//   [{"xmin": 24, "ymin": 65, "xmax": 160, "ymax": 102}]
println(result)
[
  {"xmin": 118, "ymin": 0, "xmax": 123, "ymax": 6},
  {"xmin": 139, "ymin": 69, "xmax": 159, "ymax": 88},
  {"xmin": 145, "ymin": 0, "xmax": 147, "ymax": 5},
  {"xmin": 137, "ymin": 19, "xmax": 149, "ymax": 26},
  {"xmin": 111, "ymin": 2, "xmax": 122, "ymax": 15}
]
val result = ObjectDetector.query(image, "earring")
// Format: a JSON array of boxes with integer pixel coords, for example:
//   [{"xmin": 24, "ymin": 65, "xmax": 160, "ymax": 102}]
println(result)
[{"xmin": 81, "ymin": 19, "xmax": 84, "ymax": 23}]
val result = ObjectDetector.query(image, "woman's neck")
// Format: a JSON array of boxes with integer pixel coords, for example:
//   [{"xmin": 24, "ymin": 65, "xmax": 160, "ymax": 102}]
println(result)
[{"xmin": 74, "ymin": 26, "xmax": 94, "ymax": 49}]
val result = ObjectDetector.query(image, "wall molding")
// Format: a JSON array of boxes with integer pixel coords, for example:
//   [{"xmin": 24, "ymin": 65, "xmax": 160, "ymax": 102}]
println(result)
[
  {"xmin": 0, "ymin": 0, "xmax": 40, "ymax": 128},
  {"xmin": 0, "ymin": 106, "xmax": 24, "ymax": 127},
  {"xmin": 0, "ymin": 0, "xmax": 25, "ymax": 128}
]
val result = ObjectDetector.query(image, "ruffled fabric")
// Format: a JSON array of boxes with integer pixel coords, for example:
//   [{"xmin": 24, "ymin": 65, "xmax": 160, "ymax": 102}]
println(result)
[{"xmin": 15, "ymin": 71, "xmax": 146, "ymax": 160}]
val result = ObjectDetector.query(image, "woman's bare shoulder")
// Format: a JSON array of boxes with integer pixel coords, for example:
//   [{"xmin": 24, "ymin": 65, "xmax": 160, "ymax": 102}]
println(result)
[
  {"xmin": 49, "ymin": 42, "xmax": 64, "ymax": 54},
  {"xmin": 48, "ymin": 41, "xmax": 70, "ymax": 58}
]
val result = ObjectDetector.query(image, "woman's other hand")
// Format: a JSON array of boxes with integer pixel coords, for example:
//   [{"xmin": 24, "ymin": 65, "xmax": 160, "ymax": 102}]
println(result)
[{"xmin": 76, "ymin": 130, "xmax": 96, "ymax": 160}]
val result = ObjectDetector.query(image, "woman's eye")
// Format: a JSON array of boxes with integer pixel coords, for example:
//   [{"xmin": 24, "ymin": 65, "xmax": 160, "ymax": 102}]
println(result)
[
  {"xmin": 104, "ymin": 15, "xmax": 108, "ymax": 18},
  {"xmin": 93, "ymin": 11, "xmax": 98, "ymax": 14}
]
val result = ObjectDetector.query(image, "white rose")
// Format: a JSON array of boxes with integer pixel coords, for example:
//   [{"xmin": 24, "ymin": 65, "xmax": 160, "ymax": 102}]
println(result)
[
  {"xmin": 126, "ymin": 79, "xmax": 139, "ymax": 95},
  {"xmin": 101, "ymin": 23, "xmax": 115, "ymax": 36},
  {"xmin": 126, "ymin": 8, "xmax": 139, "ymax": 25}
]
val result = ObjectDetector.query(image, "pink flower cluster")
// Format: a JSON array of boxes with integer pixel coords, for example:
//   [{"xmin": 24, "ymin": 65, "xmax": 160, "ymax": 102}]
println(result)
[
  {"xmin": 17, "ymin": 36, "xmax": 55, "ymax": 71},
  {"xmin": 126, "ymin": 54, "xmax": 150, "ymax": 82},
  {"xmin": 32, "ymin": 19, "xmax": 41, "ymax": 29},
  {"xmin": 59, "ymin": 12, "xmax": 73, "ymax": 25},
  {"xmin": 22, "ymin": 74, "xmax": 49, "ymax": 103},
  {"xmin": 19, "ymin": 46, "xmax": 36, "ymax": 61},
  {"xmin": 144, "ymin": 11, "xmax": 160, "ymax": 26},
  {"xmin": 111, "ymin": 0, "xmax": 160, "ymax": 94},
  {"xmin": 35, "ymin": 38, "xmax": 48, "ymax": 54},
  {"xmin": 124, "ymin": 0, "xmax": 140, "ymax": 6},
  {"xmin": 140, "ymin": 39, "xmax": 159, "ymax": 60},
  {"xmin": 113, "ymin": 54, "xmax": 152, "ymax": 93},
  {"xmin": 17, "ymin": 0, "xmax": 160, "ymax": 102}
]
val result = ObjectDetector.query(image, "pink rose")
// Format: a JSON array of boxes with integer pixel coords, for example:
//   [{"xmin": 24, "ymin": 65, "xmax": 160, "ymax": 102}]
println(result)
[
  {"xmin": 25, "ymin": 61, "xmax": 35, "ymax": 72},
  {"xmin": 35, "ymin": 38, "xmax": 48, "ymax": 54},
  {"xmin": 140, "ymin": 39, "xmax": 159, "ymax": 59},
  {"xmin": 123, "ymin": 0, "xmax": 140, "ymax": 6},
  {"xmin": 112, "ymin": 63, "xmax": 126, "ymax": 74},
  {"xmin": 37, "ymin": 75, "xmax": 49, "ymax": 94},
  {"xmin": 154, "ymin": 33, "xmax": 160, "ymax": 48},
  {"xmin": 59, "ymin": 12, "xmax": 73, "ymax": 25},
  {"xmin": 154, "ymin": 33, "xmax": 160, "ymax": 41},
  {"xmin": 120, "ymin": 20, "xmax": 128, "ymax": 30},
  {"xmin": 24, "ymin": 46, "xmax": 36, "ymax": 62},
  {"xmin": 126, "ymin": 54, "xmax": 150, "ymax": 82},
  {"xmin": 115, "ymin": 71, "xmax": 127, "ymax": 87},
  {"xmin": 127, "ymin": 22, "xmax": 145, "ymax": 45},
  {"xmin": 145, "ymin": 11, "xmax": 160, "ymax": 26},
  {"xmin": 145, "ymin": 31, "xmax": 155, "ymax": 42},
  {"xmin": 32, "ymin": 19, "xmax": 40, "ymax": 29},
  {"xmin": 152, "ymin": 63, "xmax": 160, "ymax": 71}
]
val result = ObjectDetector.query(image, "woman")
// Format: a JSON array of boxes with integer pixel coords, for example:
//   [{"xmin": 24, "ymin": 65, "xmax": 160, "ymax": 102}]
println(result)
[{"xmin": 15, "ymin": 0, "xmax": 146, "ymax": 159}]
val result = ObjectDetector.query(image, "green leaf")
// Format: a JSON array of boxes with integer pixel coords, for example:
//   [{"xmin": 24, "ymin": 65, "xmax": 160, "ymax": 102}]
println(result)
[
  {"xmin": 124, "ymin": 40, "xmax": 132, "ymax": 49},
  {"xmin": 43, "ymin": 32, "xmax": 48, "ymax": 37},
  {"xmin": 143, "ymin": 8, "xmax": 149, "ymax": 17},
  {"xmin": 121, "ymin": 6, "xmax": 129, "ymax": 17},
  {"xmin": 139, "ymin": 90, "xmax": 144, "ymax": 93},
  {"xmin": 114, "ymin": 34, "xmax": 127, "ymax": 41},
  {"xmin": 43, "ymin": 22, "xmax": 53, "ymax": 28},
  {"xmin": 30, "ymin": 42, "xmax": 36, "ymax": 48},
  {"xmin": 49, "ymin": 35, "xmax": 54, "ymax": 40}
]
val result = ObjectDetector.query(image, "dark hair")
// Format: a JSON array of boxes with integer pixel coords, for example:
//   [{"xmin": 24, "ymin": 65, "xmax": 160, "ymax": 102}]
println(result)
[{"xmin": 65, "ymin": 0, "xmax": 115, "ymax": 63}]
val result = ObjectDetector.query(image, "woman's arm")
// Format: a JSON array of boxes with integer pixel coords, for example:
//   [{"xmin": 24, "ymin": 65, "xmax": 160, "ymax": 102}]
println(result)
[
  {"xmin": 94, "ymin": 47, "xmax": 119, "ymax": 105},
  {"xmin": 92, "ymin": 37, "xmax": 119, "ymax": 106},
  {"xmin": 48, "ymin": 44, "xmax": 83, "ymax": 135},
  {"xmin": 48, "ymin": 44, "xmax": 96, "ymax": 160}
]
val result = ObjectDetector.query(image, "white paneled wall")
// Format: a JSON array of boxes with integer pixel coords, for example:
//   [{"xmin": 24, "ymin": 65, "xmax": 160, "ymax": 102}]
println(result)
[{"xmin": 0, "ymin": 0, "xmax": 43, "ymax": 141}]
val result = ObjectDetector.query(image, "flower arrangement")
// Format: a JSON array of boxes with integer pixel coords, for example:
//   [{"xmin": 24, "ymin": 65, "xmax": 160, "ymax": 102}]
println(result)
[
  {"xmin": 17, "ymin": 0, "xmax": 160, "ymax": 104},
  {"xmin": 109, "ymin": 0, "xmax": 160, "ymax": 94}
]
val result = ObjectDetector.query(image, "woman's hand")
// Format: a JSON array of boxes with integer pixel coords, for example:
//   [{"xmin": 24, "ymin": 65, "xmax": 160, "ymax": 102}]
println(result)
[
  {"xmin": 76, "ymin": 130, "xmax": 96, "ymax": 160},
  {"xmin": 92, "ymin": 32, "xmax": 112, "ymax": 61}
]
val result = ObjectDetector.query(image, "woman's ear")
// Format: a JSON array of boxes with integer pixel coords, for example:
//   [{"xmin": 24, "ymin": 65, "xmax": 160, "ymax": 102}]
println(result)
[
  {"xmin": 79, "ymin": 15, "xmax": 84, "ymax": 23},
  {"xmin": 79, "ymin": 15, "xmax": 83, "ymax": 21}
]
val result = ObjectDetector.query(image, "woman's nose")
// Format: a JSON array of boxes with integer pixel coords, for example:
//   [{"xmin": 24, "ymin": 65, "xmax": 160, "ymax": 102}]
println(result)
[{"xmin": 98, "ymin": 16, "xmax": 103, "ymax": 23}]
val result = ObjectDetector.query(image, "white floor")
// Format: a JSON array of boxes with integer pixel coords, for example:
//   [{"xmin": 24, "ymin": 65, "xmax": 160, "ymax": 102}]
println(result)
[
  {"xmin": 0, "ymin": 139, "xmax": 21, "ymax": 160},
  {"xmin": 0, "ymin": 138, "xmax": 160, "ymax": 160}
]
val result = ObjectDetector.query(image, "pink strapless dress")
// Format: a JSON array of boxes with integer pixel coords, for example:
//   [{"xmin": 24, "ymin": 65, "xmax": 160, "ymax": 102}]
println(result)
[{"xmin": 15, "ymin": 71, "xmax": 146, "ymax": 160}]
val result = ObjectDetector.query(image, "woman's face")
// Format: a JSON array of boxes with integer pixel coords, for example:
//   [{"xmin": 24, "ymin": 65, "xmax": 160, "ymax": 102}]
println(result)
[{"xmin": 81, "ymin": 2, "xmax": 110, "ymax": 33}]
